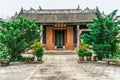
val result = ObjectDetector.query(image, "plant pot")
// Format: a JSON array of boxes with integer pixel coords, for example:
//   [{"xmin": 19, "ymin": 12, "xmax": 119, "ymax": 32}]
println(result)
[
  {"xmin": 30, "ymin": 57, "xmax": 34, "ymax": 61},
  {"xmin": 22, "ymin": 59, "xmax": 30, "ymax": 63},
  {"xmin": 86, "ymin": 56, "xmax": 91, "ymax": 61},
  {"xmin": 37, "ymin": 57, "xmax": 42, "ymax": 61},
  {"xmin": 24, "ymin": 59, "xmax": 30, "ymax": 63},
  {"xmin": 93, "ymin": 57, "xmax": 97, "ymax": 61},
  {"xmin": 79, "ymin": 56, "xmax": 84, "ymax": 61}
]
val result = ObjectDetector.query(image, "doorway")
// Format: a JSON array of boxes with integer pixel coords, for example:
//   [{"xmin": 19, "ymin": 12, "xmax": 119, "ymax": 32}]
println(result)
[{"xmin": 55, "ymin": 30, "xmax": 65, "ymax": 48}]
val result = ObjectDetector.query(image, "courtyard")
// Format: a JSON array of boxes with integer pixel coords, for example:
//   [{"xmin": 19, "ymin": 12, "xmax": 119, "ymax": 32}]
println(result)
[
  {"xmin": 1, "ymin": 0, "xmax": 120, "ymax": 80},
  {"xmin": 0, "ymin": 54, "xmax": 120, "ymax": 80}
]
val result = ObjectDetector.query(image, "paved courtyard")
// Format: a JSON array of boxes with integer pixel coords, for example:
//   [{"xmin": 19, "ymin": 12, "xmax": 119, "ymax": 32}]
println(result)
[{"xmin": 0, "ymin": 54, "xmax": 120, "ymax": 80}]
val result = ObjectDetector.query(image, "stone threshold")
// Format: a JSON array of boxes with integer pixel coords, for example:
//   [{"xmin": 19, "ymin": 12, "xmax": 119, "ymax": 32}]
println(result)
[{"xmin": 45, "ymin": 50, "xmax": 76, "ymax": 55}]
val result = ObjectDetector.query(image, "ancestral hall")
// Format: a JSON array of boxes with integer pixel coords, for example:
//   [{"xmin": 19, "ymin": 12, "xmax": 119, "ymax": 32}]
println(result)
[{"xmin": 14, "ymin": 7, "xmax": 98, "ymax": 50}]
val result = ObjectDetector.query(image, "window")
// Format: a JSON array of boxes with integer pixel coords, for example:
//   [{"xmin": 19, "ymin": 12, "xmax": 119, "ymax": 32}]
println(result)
[
  {"xmin": 43, "ymin": 26, "xmax": 46, "ymax": 44},
  {"xmin": 73, "ymin": 26, "xmax": 77, "ymax": 44}
]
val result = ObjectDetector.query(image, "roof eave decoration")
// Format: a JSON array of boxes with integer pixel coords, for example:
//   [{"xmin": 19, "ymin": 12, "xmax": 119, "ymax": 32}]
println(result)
[
  {"xmin": 19, "ymin": 7, "xmax": 23, "ymax": 15},
  {"xmin": 11, "ymin": 6, "xmax": 97, "ymax": 23},
  {"xmin": 29, "ymin": 7, "xmax": 35, "ymax": 11},
  {"xmin": 20, "ymin": 6, "xmax": 96, "ymax": 14},
  {"xmin": 77, "ymin": 5, "xmax": 80, "ymax": 10},
  {"xmin": 96, "ymin": 6, "xmax": 100, "ymax": 12},
  {"xmin": 39, "ymin": 6, "xmax": 42, "ymax": 10}
]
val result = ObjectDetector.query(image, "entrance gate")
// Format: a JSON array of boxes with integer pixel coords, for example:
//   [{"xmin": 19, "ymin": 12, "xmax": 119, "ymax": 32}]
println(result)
[{"xmin": 55, "ymin": 30, "xmax": 65, "ymax": 48}]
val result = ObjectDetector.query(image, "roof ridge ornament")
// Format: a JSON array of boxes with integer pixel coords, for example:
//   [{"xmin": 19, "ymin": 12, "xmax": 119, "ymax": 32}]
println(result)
[
  {"xmin": 102, "ymin": 11, "xmax": 104, "ymax": 14},
  {"xmin": 29, "ymin": 7, "xmax": 35, "ymax": 11},
  {"xmin": 11, "ymin": 11, "xmax": 18, "ymax": 19},
  {"xmin": 96, "ymin": 6, "xmax": 100, "ymax": 12},
  {"xmin": 77, "ymin": 5, "xmax": 80, "ymax": 10},
  {"xmin": 15, "ymin": 11, "xmax": 18, "ymax": 16},
  {"xmin": 39, "ymin": 6, "xmax": 42, "ymax": 10},
  {"xmin": 19, "ymin": 7, "xmax": 23, "ymax": 14},
  {"xmin": 85, "ymin": 7, "xmax": 90, "ymax": 10},
  {"xmin": 83, "ymin": 7, "xmax": 90, "ymax": 13}
]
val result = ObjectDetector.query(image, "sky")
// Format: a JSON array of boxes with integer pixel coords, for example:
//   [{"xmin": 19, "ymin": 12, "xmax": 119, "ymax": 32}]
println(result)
[{"xmin": 0, "ymin": 0, "xmax": 120, "ymax": 19}]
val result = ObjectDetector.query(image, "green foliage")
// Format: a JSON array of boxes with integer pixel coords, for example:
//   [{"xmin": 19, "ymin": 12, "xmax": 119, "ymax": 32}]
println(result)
[
  {"xmin": 36, "ymin": 47, "xmax": 44, "ymax": 57},
  {"xmin": 77, "ymin": 48, "xmax": 85, "ymax": 57},
  {"xmin": 116, "ymin": 44, "xmax": 120, "ymax": 52},
  {"xmin": 85, "ymin": 52, "xmax": 92, "ymax": 56},
  {"xmin": 77, "ymin": 42, "xmax": 89, "ymax": 57},
  {"xmin": 110, "ymin": 52, "xmax": 120, "ymax": 60},
  {"xmin": 31, "ymin": 40, "xmax": 42, "ymax": 52},
  {"xmin": 0, "ymin": 43, "xmax": 9, "ymax": 59},
  {"xmin": 79, "ymin": 42, "xmax": 89, "ymax": 51},
  {"xmin": 31, "ymin": 40, "xmax": 44, "ymax": 57},
  {"xmin": 21, "ymin": 56, "xmax": 34, "ymax": 61},
  {"xmin": 0, "ymin": 16, "xmax": 40, "ymax": 62},
  {"xmin": 93, "ymin": 56, "xmax": 97, "ymax": 58},
  {"xmin": 81, "ymin": 10, "xmax": 120, "ymax": 60}
]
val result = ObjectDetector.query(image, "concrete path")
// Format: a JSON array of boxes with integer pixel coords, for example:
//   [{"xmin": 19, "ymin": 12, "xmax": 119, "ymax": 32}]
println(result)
[{"xmin": 0, "ymin": 54, "xmax": 120, "ymax": 80}]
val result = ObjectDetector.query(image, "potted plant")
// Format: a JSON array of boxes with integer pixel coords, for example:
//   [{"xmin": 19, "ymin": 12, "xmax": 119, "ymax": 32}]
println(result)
[
  {"xmin": 30, "ymin": 56, "xmax": 35, "ymax": 61},
  {"xmin": 21, "ymin": 57, "xmax": 30, "ymax": 63},
  {"xmin": 36, "ymin": 46, "xmax": 44, "ymax": 61},
  {"xmin": 85, "ymin": 52, "xmax": 92, "ymax": 61},
  {"xmin": 31, "ymin": 40, "xmax": 44, "ymax": 61},
  {"xmin": 77, "ymin": 48, "xmax": 85, "ymax": 61},
  {"xmin": 93, "ymin": 56, "xmax": 97, "ymax": 61}
]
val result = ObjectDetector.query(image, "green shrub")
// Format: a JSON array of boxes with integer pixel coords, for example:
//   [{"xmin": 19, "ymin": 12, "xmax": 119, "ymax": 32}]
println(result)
[
  {"xmin": 77, "ymin": 48, "xmax": 85, "ymax": 57},
  {"xmin": 81, "ymin": 10, "xmax": 120, "ymax": 60},
  {"xmin": 85, "ymin": 52, "xmax": 92, "ymax": 56},
  {"xmin": 36, "ymin": 47, "xmax": 44, "ymax": 57},
  {"xmin": 0, "ymin": 17, "xmax": 41, "ymax": 62},
  {"xmin": 0, "ymin": 43, "xmax": 9, "ymax": 59},
  {"xmin": 77, "ymin": 42, "xmax": 90, "ymax": 57},
  {"xmin": 21, "ymin": 56, "xmax": 34, "ymax": 61},
  {"xmin": 110, "ymin": 52, "xmax": 120, "ymax": 60},
  {"xmin": 31, "ymin": 40, "xmax": 44, "ymax": 57}
]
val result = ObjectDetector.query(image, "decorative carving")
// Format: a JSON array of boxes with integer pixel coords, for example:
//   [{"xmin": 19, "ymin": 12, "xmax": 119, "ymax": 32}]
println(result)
[
  {"xmin": 54, "ymin": 24, "xmax": 66, "ymax": 28},
  {"xmin": 21, "ymin": 6, "xmax": 96, "ymax": 14},
  {"xmin": 29, "ymin": 7, "xmax": 35, "ymax": 11},
  {"xmin": 84, "ymin": 7, "xmax": 90, "ymax": 13}
]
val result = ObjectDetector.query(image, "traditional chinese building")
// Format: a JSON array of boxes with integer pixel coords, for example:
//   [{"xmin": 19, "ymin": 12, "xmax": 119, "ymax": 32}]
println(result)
[{"xmin": 14, "ymin": 7, "xmax": 98, "ymax": 50}]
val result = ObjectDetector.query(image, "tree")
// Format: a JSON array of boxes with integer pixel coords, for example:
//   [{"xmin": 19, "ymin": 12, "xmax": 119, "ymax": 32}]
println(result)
[
  {"xmin": 81, "ymin": 10, "xmax": 120, "ymax": 60},
  {"xmin": 0, "ymin": 43, "xmax": 9, "ymax": 59},
  {"xmin": 0, "ymin": 17, "xmax": 41, "ymax": 62}
]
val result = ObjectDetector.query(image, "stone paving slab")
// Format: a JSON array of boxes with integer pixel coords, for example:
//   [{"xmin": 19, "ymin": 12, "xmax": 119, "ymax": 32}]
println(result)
[
  {"xmin": 0, "ymin": 63, "xmax": 39, "ymax": 80},
  {"xmin": 0, "ymin": 54, "xmax": 120, "ymax": 80}
]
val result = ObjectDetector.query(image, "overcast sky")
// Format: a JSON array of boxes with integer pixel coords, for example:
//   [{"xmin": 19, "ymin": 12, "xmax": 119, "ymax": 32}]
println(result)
[{"xmin": 0, "ymin": 0, "xmax": 120, "ymax": 19}]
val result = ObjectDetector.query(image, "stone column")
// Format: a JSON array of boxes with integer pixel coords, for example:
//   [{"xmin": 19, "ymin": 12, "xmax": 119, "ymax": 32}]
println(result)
[
  {"xmin": 77, "ymin": 25, "xmax": 80, "ymax": 48},
  {"xmin": 40, "ymin": 25, "xmax": 43, "ymax": 44}
]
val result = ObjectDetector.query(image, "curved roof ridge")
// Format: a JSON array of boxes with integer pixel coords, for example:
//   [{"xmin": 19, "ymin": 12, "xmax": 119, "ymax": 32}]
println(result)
[
  {"xmin": 19, "ymin": 7, "xmax": 96, "ymax": 14},
  {"xmin": 11, "ymin": 7, "xmax": 98, "ymax": 23}
]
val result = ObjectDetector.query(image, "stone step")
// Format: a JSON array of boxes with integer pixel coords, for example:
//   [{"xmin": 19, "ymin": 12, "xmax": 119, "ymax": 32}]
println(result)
[{"xmin": 45, "ymin": 50, "xmax": 76, "ymax": 55}]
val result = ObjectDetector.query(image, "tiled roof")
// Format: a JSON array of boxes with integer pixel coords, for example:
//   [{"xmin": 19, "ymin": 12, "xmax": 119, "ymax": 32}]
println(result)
[{"xmin": 13, "ymin": 7, "xmax": 97, "ymax": 24}]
